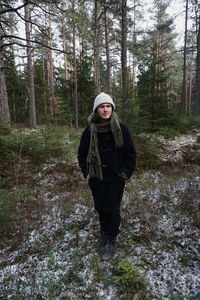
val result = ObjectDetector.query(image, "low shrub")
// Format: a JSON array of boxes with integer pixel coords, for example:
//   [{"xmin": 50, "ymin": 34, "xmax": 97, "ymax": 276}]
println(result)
[
  {"xmin": 179, "ymin": 116, "xmax": 200, "ymax": 132},
  {"xmin": 113, "ymin": 258, "xmax": 147, "ymax": 298},
  {"xmin": 0, "ymin": 189, "xmax": 15, "ymax": 231},
  {"xmin": 0, "ymin": 126, "xmax": 76, "ymax": 172},
  {"xmin": 0, "ymin": 123, "xmax": 11, "ymax": 135},
  {"xmin": 134, "ymin": 134, "xmax": 162, "ymax": 170}
]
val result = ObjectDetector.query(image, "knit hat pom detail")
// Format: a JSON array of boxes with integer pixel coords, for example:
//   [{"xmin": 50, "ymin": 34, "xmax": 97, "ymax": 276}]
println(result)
[{"xmin": 93, "ymin": 92, "xmax": 115, "ymax": 112}]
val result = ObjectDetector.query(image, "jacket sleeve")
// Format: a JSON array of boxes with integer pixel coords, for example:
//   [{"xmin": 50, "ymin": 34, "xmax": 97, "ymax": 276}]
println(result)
[
  {"xmin": 78, "ymin": 127, "xmax": 90, "ymax": 178},
  {"xmin": 121, "ymin": 124, "xmax": 136, "ymax": 179}
]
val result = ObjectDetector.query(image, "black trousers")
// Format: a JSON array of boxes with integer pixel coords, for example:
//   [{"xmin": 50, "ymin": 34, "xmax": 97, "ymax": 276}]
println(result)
[
  {"xmin": 88, "ymin": 175, "xmax": 125, "ymax": 238},
  {"xmin": 98, "ymin": 209, "xmax": 121, "ymax": 238}
]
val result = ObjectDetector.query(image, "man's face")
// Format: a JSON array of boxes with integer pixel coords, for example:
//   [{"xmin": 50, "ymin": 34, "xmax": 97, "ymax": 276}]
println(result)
[{"xmin": 97, "ymin": 103, "xmax": 112, "ymax": 120}]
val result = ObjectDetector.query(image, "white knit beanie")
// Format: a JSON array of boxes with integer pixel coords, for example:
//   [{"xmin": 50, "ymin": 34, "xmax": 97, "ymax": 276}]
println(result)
[{"xmin": 93, "ymin": 92, "xmax": 115, "ymax": 112}]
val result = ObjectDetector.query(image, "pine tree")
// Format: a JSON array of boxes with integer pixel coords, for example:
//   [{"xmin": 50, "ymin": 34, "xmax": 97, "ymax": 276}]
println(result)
[{"xmin": 137, "ymin": 0, "xmax": 178, "ymax": 131}]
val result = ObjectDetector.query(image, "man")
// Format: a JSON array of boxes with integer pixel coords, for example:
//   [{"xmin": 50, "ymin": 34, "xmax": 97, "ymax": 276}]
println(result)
[{"xmin": 78, "ymin": 92, "xmax": 136, "ymax": 261}]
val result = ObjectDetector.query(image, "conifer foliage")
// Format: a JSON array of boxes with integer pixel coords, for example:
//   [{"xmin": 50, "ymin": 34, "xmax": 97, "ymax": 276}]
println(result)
[{"xmin": 0, "ymin": 0, "xmax": 199, "ymax": 128}]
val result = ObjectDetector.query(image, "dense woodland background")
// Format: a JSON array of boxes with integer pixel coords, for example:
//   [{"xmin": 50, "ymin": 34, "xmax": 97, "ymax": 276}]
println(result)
[
  {"xmin": 0, "ymin": 0, "xmax": 200, "ymax": 133},
  {"xmin": 1, "ymin": 2, "xmax": 200, "ymax": 299}
]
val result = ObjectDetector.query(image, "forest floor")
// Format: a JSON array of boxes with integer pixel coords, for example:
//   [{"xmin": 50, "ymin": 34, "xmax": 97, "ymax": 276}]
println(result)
[{"xmin": 0, "ymin": 127, "xmax": 200, "ymax": 300}]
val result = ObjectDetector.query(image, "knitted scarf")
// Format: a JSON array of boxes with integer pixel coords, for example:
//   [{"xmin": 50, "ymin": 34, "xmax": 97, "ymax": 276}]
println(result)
[{"xmin": 87, "ymin": 111, "xmax": 123, "ymax": 180}]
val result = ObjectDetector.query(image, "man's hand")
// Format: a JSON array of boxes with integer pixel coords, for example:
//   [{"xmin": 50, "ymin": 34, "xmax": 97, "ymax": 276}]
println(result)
[
  {"xmin": 84, "ymin": 174, "xmax": 90, "ymax": 181},
  {"xmin": 121, "ymin": 172, "xmax": 128, "ymax": 180}
]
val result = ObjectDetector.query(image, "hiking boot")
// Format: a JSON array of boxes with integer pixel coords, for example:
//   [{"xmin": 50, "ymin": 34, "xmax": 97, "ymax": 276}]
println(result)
[
  {"xmin": 101, "ymin": 239, "xmax": 116, "ymax": 261},
  {"xmin": 96, "ymin": 232, "xmax": 108, "ymax": 250}
]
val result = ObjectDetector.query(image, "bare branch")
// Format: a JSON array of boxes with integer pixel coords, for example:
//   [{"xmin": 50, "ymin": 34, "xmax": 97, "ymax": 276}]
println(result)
[
  {"xmin": 1, "ymin": 34, "xmax": 71, "ymax": 55},
  {"xmin": 27, "ymin": 1, "xmax": 59, "ymax": 18},
  {"xmin": 54, "ymin": 3, "xmax": 70, "ymax": 13},
  {"xmin": 0, "ymin": 0, "xmax": 59, "ymax": 16},
  {"xmin": 14, "ymin": 8, "xmax": 50, "ymax": 39},
  {"xmin": 0, "ymin": 2, "xmax": 30, "ymax": 15}
]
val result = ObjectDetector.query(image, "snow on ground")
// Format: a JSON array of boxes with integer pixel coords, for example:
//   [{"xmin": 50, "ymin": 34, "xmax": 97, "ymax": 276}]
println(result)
[
  {"xmin": 158, "ymin": 130, "xmax": 200, "ymax": 164},
  {"xmin": 0, "ymin": 132, "xmax": 200, "ymax": 299},
  {"xmin": 125, "ymin": 172, "xmax": 200, "ymax": 300}
]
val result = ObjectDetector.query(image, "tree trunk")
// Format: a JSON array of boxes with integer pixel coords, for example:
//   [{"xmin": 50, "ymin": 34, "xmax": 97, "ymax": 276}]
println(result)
[
  {"xmin": 61, "ymin": 13, "xmax": 69, "ymax": 81},
  {"xmin": 72, "ymin": 0, "xmax": 78, "ymax": 128},
  {"xmin": 131, "ymin": 5, "xmax": 136, "ymax": 90},
  {"xmin": 195, "ymin": 16, "xmax": 200, "ymax": 116},
  {"xmin": 93, "ymin": 0, "xmax": 101, "ymax": 94},
  {"xmin": 104, "ymin": 9, "xmax": 111, "ymax": 93},
  {"xmin": 0, "ymin": 34, "xmax": 11, "ymax": 125},
  {"xmin": 187, "ymin": 65, "xmax": 192, "ymax": 114},
  {"xmin": 180, "ymin": 0, "xmax": 189, "ymax": 115},
  {"xmin": 42, "ymin": 54, "xmax": 48, "ymax": 123},
  {"xmin": 24, "ymin": 2, "xmax": 36, "ymax": 128},
  {"xmin": 46, "ymin": 4, "xmax": 56, "ymax": 120},
  {"xmin": 121, "ymin": 0, "xmax": 128, "ymax": 121},
  {"xmin": 156, "ymin": 30, "xmax": 161, "ymax": 90}
]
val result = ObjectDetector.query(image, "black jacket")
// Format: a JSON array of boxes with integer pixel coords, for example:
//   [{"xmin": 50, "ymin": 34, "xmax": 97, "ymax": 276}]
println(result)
[{"xmin": 78, "ymin": 123, "xmax": 136, "ymax": 180}]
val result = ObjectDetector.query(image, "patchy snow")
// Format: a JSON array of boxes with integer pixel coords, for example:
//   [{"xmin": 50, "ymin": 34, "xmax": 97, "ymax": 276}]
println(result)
[
  {"xmin": 124, "ymin": 169, "xmax": 200, "ymax": 300},
  {"xmin": 158, "ymin": 130, "xmax": 200, "ymax": 165},
  {"xmin": 0, "ymin": 131, "xmax": 200, "ymax": 299}
]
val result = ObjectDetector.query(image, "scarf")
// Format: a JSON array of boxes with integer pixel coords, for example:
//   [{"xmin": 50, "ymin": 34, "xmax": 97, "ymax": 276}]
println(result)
[{"xmin": 87, "ymin": 111, "xmax": 123, "ymax": 180}]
